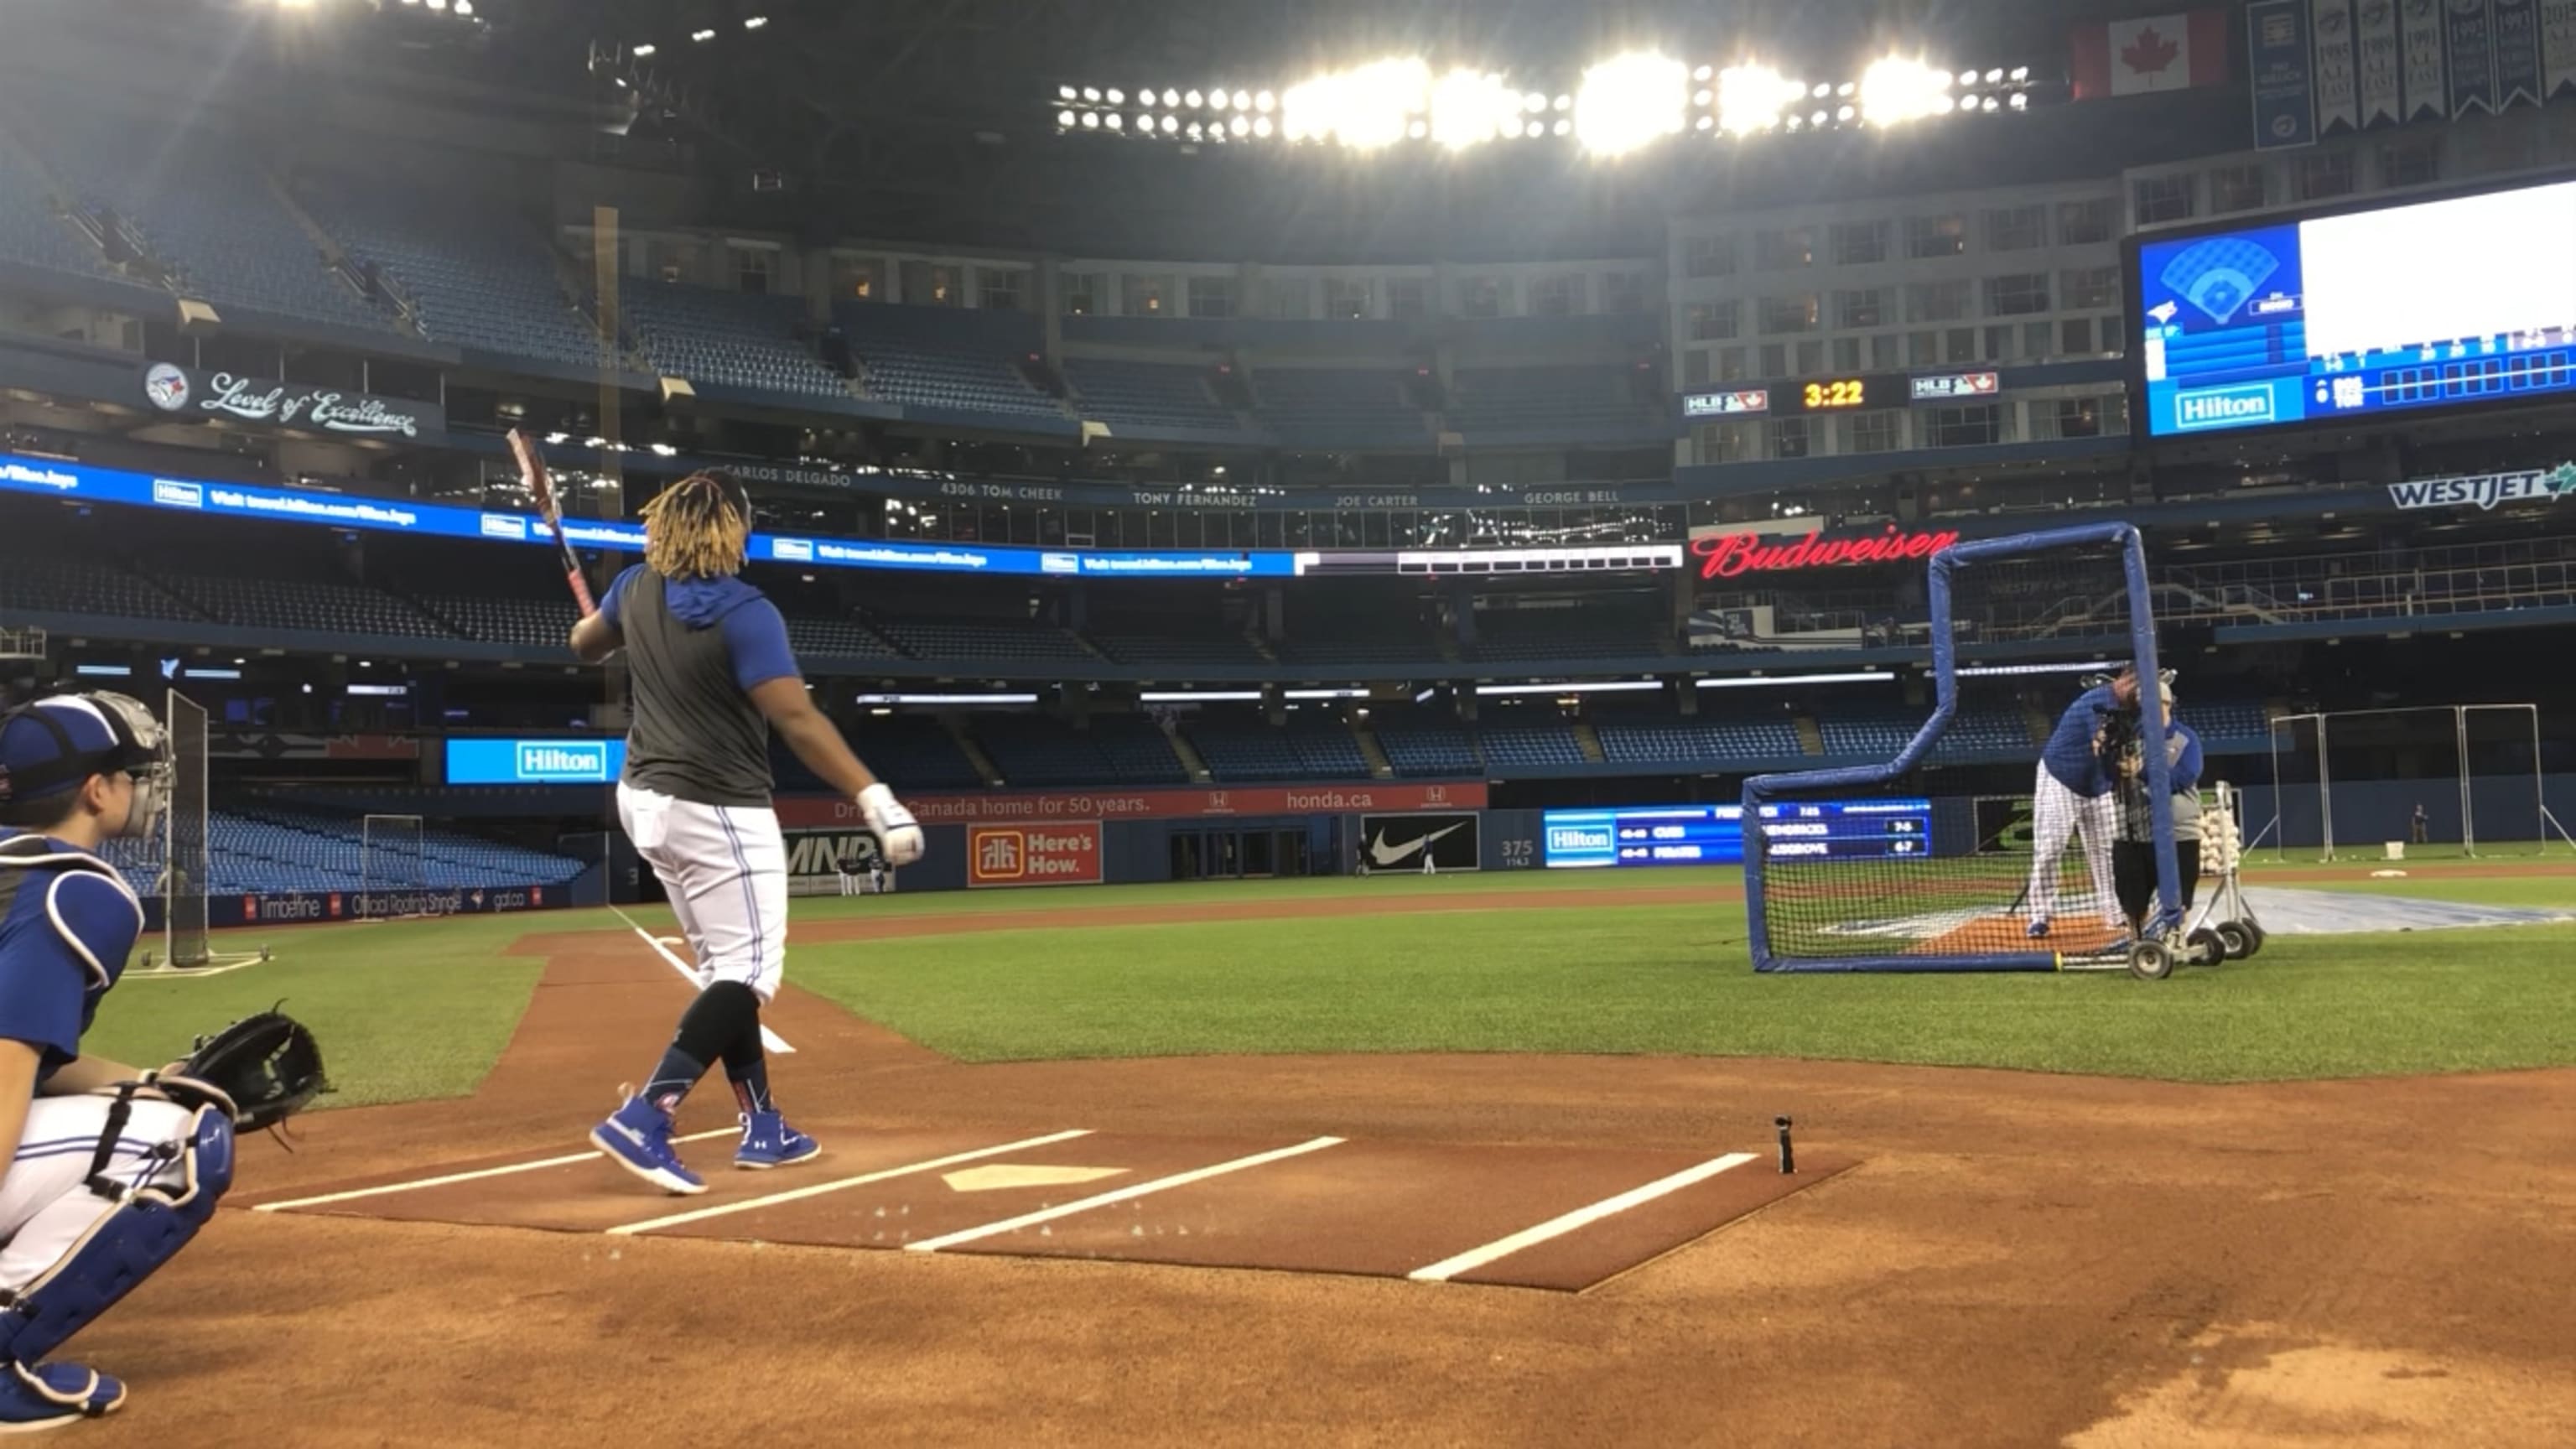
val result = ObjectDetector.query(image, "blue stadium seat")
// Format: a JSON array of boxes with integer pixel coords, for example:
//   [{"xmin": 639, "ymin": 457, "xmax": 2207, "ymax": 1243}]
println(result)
[
  {"xmin": 1064, "ymin": 357, "xmax": 1239, "ymax": 431},
  {"xmin": 1251, "ymin": 368, "xmax": 1428, "ymax": 447},
  {"xmin": 1446, "ymin": 366, "xmax": 1663, "ymax": 439},
  {"xmin": 106, "ymin": 808, "xmax": 583, "ymax": 896},
  {"xmin": 14, "ymin": 103, "xmax": 391, "ymax": 331},
  {"xmin": 627, "ymin": 283, "xmax": 849, "ymax": 397},
  {"xmin": 837, "ymin": 304, "xmax": 1064, "ymax": 418},
  {"xmin": 298, "ymin": 177, "xmax": 610, "ymax": 366}
]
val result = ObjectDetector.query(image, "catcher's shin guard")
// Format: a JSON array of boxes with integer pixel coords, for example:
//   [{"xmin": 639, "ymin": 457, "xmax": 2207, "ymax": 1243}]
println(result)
[{"xmin": 0, "ymin": 1106, "xmax": 233, "ymax": 1368}]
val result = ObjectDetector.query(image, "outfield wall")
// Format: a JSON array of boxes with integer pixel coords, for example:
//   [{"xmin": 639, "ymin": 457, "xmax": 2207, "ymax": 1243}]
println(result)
[
  {"xmin": 2236, "ymin": 772, "xmax": 2576, "ymax": 853},
  {"xmin": 569, "ymin": 770, "xmax": 2576, "ymax": 904}
]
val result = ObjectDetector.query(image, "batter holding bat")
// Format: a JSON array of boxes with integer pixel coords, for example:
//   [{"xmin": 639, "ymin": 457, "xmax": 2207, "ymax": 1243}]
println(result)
[
  {"xmin": 2023, "ymin": 667, "xmax": 2136, "ymax": 940},
  {"xmin": 521, "ymin": 439, "xmax": 925, "ymax": 1194}
]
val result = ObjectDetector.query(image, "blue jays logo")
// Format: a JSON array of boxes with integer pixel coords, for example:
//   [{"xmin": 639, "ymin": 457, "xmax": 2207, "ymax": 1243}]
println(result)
[{"xmin": 143, "ymin": 363, "xmax": 190, "ymax": 412}]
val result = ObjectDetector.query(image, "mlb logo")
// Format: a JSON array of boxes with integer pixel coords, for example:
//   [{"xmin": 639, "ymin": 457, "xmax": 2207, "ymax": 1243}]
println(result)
[
  {"xmin": 530, "ymin": 886, "xmax": 543, "ymax": 906},
  {"xmin": 242, "ymin": 896, "xmax": 258, "ymax": 921},
  {"xmin": 328, "ymin": 893, "xmax": 342, "ymax": 915}
]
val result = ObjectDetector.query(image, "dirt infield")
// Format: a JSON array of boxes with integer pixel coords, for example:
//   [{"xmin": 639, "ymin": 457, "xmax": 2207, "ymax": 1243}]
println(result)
[{"xmin": 70, "ymin": 907, "xmax": 2576, "ymax": 1447}]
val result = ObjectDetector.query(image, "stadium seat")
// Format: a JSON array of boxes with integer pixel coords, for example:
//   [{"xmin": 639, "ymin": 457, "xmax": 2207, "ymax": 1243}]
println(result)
[
  {"xmin": 12, "ymin": 101, "xmax": 391, "ymax": 331},
  {"xmin": 626, "ymin": 283, "xmax": 850, "ymax": 397},
  {"xmin": 836, "ymin": 304, "xmax": 1065, "ymax": 418},
  {"xmin": 1250, "ymin": 368, "xmax": 1429, "ymax": 448},
  {"xmin": 1446, "ymin": 366, "xmax": 1664, "ymax": 440},
  {"xmin": 297, "ymin": 177, "xmax": 612, "ymax": 367},
  {"xmin": 1063, "ymin": 357, "xmax": 1239, "ymax": 432}
]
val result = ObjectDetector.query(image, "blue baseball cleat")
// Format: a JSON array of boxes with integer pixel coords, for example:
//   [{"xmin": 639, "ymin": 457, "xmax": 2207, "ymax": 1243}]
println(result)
[
  {"xmin": 0, "ymin": 1360, "xmax": 126, "ymax": 1430},
  {"xmin": 590, "ymin": 1088, "xmax": 707, "ymax": 1195},
  {"xmin": 2026, "ymin": 918, "xmax": 2051, "ymax": 939},
  {"xmin": 735, "ymin": 1110, "xmax": 821, "ymax": 1170}
]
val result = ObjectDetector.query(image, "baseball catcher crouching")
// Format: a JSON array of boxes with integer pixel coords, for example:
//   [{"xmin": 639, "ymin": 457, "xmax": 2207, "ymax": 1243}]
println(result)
[{"xmin": 0, "ymin": 693, "xmax": 325, "ymax": 1430}]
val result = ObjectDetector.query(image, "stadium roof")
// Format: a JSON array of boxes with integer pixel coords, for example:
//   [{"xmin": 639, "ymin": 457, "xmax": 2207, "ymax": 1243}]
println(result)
[{"xmin": 43, "ymin": 0, "xmax": 2254, "ymax": 260}]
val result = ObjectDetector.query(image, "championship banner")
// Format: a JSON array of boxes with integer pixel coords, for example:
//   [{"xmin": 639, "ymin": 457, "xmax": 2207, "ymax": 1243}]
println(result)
[
  {"xmin": 778, "ymin": 782, "xmax": 1484, "ymax": 828},
  {"xmin": 2547, "ymin": 0, "xmax": 2576, "ymax": 96},
  {"xmin": 2312, "ymin": 0, "xmax": 2360, "ymax": 132},
  {"xmin": 2402, "ymin": 0, "xmax": 2449, "ymax": 117},
  {"xmin": 2357, "ymin": 0, "xmax": 2403, "ymax": 124},
  {"xmin": 966, "ymin": 823, "xmax": 1103, "ymax": 888},
  {"xmin": 2250, "ymin": 0, "xmax": 2322, "ymax": 148},
  {"xmin": 2494, "ymin": 0, "xmax": 2545, "ymax": 106},
  {"xmin": 142, "ymin": 362, "xmax": 443, "ymax": 443},
  {"xmin": 2447, "ymin": 0, "xmax": 2498, "ymax": 114},
  {"xmin": 234, "ymin": 885, "xmax": 558, "ymax": 925},
  {"xmin": 1356, "ymin": 813, "xmax": 1482, "ymax": 875}
]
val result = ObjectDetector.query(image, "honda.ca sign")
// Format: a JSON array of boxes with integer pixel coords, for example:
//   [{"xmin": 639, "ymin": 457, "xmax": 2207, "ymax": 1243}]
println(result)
[{"xmin": 1358, "ymin": 812, "xmax": 1482, "ymax": 875}]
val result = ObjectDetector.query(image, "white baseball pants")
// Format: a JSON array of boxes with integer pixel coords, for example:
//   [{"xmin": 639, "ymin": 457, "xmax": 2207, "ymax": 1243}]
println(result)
[
  {"xmin": 617, "ymin": 782, "xmax": 788, "ymax": 1003},
  {"xmin": 0, "ymin": 1094, "xmax": 200, "ymax": 1291},
  {"xmin": 2027, "ymin": 767, "xmax": 2122, "ymax": 929}
]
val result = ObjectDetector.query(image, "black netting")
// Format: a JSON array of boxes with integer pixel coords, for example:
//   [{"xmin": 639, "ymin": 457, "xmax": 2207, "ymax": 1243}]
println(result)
[
  {"xmin": 165, "ymin": 691, "xmax": 209, "ymax": 968},
  {"xmin": 2269, "ymin": 705, "xmax": 2547, "ymax": 858},
  {"xmin": 361, "ymin": 813, "xmax": 426, "ymax": 917},
  {"xmin": 1753, "ymin": 538, "xmax": 2155, "ymax": 965}
]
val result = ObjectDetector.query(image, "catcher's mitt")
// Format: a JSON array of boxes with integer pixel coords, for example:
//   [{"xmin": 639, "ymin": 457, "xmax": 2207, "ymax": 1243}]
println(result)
[{"xmin": 169, "ymin": 1009, "xmax": 329, "ymax": 1132}]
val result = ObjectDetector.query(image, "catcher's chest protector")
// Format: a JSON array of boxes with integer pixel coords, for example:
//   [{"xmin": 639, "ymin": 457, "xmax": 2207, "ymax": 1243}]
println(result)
[{"xmin": 0, "ymin": 834, "xmax": 133, "ymax": 1002}]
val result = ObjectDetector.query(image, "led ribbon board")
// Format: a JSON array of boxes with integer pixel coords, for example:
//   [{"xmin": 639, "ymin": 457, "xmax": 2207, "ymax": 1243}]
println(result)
[
  {"xmin": 0, "ymin": 454, "xmax": 1688, "ymax": 581},
  {"xmin": 1542, "ymin": 800, "xmax": 1930, "ymax": 869}
]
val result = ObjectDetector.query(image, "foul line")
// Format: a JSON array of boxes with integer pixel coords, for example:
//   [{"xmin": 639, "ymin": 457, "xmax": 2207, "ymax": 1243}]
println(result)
[
  {"xmin": 1406, "ymin": 1151, "xmax": 1761, "ymax": 1283},
  {"xmin": 610, "ymin": 1129, "xmax": 1095, "ymax": 1236},
  {"xmin": 904, "ymin": 1136, "xmax": 1345, "ymax": 1254},
  {"xmin": 251, "ymin": 1129, "xmax": 740, "ymax": 1213},
  {"xmin": 609, "ymin": 903, "xmax": 792, "ymax": 1056}
]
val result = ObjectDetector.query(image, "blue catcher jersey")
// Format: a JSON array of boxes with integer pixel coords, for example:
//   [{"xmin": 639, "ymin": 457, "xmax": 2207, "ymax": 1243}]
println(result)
[{"xmin": 0, "ymin": 831, "xmax": 142, "ymax": 1083}]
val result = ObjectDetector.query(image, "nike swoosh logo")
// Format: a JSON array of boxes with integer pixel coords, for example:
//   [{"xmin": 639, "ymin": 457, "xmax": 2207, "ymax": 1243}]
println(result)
[{"xmin": 1368, "ymin": 821, "xmax": 1466, "ymax": 866}]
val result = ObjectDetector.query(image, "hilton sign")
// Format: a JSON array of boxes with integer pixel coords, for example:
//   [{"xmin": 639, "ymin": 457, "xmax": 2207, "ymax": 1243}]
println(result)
[{"xmin": 1689, "ymin": 525, "xmax": 1960, "ymax": 580}]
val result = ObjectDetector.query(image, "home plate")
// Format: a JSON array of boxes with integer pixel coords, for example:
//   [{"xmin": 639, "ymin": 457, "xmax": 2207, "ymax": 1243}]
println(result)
[{"xmin": 943, "ymin": 1165, "xmax": 1129, "ymax": 1192}]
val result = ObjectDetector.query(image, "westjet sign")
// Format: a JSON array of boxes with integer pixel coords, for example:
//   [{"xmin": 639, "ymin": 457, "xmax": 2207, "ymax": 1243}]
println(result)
[{"xmin": 2386, "ymin": 462, "xmax": 2576, "ymax": 514}]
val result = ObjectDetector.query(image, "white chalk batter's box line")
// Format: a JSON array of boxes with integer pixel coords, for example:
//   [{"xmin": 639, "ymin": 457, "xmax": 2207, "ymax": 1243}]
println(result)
[{"xmin": 256, "ymin": 1130, "xmax": 1760, "ymax": 1283}]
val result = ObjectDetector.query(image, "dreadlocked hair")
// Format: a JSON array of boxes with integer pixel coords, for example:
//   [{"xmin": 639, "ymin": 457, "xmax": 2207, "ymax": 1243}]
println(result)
[{"xmin": 641, "ymin": 470, "xmax": 749, "ymax": 579}]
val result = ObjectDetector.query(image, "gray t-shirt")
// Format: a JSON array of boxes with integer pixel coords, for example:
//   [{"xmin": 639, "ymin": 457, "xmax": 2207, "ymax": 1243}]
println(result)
[{"xmin": 603, "ymin": 566, "xmax": 795, "ymax": 808}]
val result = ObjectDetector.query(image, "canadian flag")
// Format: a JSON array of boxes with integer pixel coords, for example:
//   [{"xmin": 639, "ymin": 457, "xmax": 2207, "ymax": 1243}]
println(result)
[{"xmin": 2070, "ymin": 10, "xmax": 2231, "ymax": 98}]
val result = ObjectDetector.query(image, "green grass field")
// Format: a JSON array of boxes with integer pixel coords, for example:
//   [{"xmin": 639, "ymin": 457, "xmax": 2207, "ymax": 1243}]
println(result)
[{"xmin": 84, "ymin": 860, "xmax": 2576, "ymax": 1107}]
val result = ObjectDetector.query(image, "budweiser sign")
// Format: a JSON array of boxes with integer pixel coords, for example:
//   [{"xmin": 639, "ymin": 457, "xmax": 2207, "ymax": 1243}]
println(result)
[{"xmin": 1690, "ymin": 526, "xmax": 1960, "ymax": 580}]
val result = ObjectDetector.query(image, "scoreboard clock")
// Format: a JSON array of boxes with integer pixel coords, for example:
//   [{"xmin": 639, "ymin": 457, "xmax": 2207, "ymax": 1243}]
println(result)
[
  {"xmin": 1798, "ymin": 378, "xmax": 1873, "ymax": 409},
  {"xmin": 1682, "ymin": 370, "xmax": 2002, "ymax": 419}
]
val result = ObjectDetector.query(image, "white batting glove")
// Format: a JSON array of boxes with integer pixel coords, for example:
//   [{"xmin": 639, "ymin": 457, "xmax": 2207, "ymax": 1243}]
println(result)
[{"xmin": 858, "ymin": 782, "xmax": 924, "ymax": 865}]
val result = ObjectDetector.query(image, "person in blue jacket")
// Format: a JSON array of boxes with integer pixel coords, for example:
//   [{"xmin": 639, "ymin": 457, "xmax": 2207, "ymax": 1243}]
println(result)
[{"xmin": 2111, "ymin": 678, "xmax": 2205, "ymax": 931}]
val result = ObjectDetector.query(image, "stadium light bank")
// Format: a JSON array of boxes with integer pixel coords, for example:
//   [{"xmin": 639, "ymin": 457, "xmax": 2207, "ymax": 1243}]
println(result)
[{"xmin": 1051, "ymin": 54, "xmax": 2032, "ymax": 153}]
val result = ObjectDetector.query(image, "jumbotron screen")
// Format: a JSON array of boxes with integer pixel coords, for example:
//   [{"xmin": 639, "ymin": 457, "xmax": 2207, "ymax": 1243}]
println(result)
[
  {"xmin": 1541, "ymin": 799, "xmax": 1930, "ymax": 869},
  {"xmin": 2136, "ymin": 176, "xmax": 2576, "ymax": 439}
]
